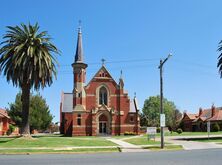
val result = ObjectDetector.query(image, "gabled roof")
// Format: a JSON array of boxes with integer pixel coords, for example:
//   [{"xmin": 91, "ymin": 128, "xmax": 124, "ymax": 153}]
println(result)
[
  {"xmin": 190, "ymin": 107, "xmax": 222, "ymax": 122},
  {"xmin": 86, "ymin": 65, "xmax": 118, "ymax": 87},
  {"xmin": 0, "ymin": 108, "xmax": 10, "ymax": 119},
  {"xmin": 208, "ymin": 108, "xmax": 222, "ymax": 121},
  {"xmin": 185, "ymin": 114, "xmax": 197, "ymax": 120},
  {"xmin": 193, "ymin": 116, "xmax": 207, "ymax": 122}
]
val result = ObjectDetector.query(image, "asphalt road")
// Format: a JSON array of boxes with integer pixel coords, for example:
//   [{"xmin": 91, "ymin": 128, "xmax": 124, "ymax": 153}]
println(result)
[{"xmin": 0, "ymin": 149, "xmax": 221, "ymax": 165}]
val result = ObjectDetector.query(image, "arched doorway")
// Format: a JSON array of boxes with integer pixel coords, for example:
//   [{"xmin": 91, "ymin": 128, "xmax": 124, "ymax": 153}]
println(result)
[{"xmin": 97, "ymin": 112, "xmax": 111, "ymax": 135}]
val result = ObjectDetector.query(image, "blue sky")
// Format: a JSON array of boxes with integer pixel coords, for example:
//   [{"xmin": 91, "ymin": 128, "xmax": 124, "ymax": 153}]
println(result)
[{"xmin": 0, "ymin": 0, "xmax": 222, "ymax": 122}]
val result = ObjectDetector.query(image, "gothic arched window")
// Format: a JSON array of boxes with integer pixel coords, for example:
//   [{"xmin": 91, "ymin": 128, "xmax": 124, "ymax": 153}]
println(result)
[{"xmin": 99, "ymin": 87, "xmax": 108, "ymax": 105}]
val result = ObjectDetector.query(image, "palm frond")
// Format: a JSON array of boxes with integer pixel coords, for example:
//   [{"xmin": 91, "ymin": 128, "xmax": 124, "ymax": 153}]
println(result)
[{"xmin": 0, "ymin": 23, "xmax": 60, "ymax": 90}]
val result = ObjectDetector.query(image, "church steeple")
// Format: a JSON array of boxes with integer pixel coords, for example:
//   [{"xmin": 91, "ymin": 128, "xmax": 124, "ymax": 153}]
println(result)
[
  {"xmin": 72, "ymin": 22, "xmax": 88, "ymax": 112},
  {"xmin": 74, "ymin": 24, "xmax": 84, "ymax": 63}
]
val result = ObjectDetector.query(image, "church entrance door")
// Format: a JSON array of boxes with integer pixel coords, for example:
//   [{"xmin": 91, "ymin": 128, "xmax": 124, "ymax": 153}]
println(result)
[
  {"xmin": 99, "ymin": 122, "xmax": 107, "ymax": 134},
  {"xmin": 98, "ymin": 113, "xmax": 109, "ymax": 135}
]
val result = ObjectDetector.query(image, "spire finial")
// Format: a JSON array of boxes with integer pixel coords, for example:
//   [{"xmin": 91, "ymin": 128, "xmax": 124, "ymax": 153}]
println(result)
[
  {"xmin": 120, "ymin": 70, "xmax": 123, "ymax": 79},
  {"xmin": 78, "ymin": 20, "xmax": 82, "ymax": 33},
  {"xmin": 74, "ymin": 20, "xmax": 84, "ymax": 63},
  {"xmin": 101, "ymin": 58, "xmax": 106, "ymax": 66},
  {"xmin": 134, "ymin": 92, "xmax": 136, "ymax": 98}
]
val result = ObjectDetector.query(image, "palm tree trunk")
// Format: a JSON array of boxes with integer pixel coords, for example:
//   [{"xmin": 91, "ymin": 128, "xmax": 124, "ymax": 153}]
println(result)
[{"xmin": 21, "ymin": 83, "xmax": 31, "ymax": 137}]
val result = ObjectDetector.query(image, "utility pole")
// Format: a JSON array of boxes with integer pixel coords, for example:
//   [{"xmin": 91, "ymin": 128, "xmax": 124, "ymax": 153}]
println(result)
[{"xmin": 158, "ymin": 53, "xmax": 172, "ymax": 149}]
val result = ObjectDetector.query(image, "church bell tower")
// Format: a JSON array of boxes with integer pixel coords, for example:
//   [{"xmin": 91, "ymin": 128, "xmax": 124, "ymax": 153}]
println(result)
[{"xmin": 72, "ymin": 25, "xmax": 87, "ymax": 111}]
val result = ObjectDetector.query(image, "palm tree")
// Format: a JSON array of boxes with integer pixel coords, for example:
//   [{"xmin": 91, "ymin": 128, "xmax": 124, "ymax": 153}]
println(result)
[
  {"xmin": 0, "ymin": 23, "xmax": 59, "ymax": 136},
  {"xmin": 217, "ymin": 40, "xmax": 222, "ymax": 77}
]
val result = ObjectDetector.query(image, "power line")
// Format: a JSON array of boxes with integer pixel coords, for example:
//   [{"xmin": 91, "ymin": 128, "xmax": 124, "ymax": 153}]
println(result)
[{"xmin": 59, "ymin": 58, "xmax": 160, "ymax": 67}]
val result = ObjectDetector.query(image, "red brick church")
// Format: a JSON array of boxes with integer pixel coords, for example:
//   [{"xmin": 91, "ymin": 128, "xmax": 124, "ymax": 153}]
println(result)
[{"xmin": 60, "ymin": 27, "xmax": 140, "ymax": 136}]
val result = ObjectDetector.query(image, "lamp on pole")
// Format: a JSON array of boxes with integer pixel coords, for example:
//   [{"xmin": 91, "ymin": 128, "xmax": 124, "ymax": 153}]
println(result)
[{"xmin": 158, "ymin": 53, "xmax": 172, "ymax": 149}]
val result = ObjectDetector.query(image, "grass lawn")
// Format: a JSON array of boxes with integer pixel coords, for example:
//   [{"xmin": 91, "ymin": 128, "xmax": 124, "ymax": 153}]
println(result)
[
  {"xmin": 124, "ymin": 136, "xmax": 161, "ymax": 145},
  {"xmin": 143, "ymin": 145, "xmax": 183, "ymax": 151},
  {"xmin": 0, "ymin": 136, "xmax": 116, "ymax": 148},
  {"xmin": 0, "ymin": 148, "xmax": 119, "ymax": 154}
]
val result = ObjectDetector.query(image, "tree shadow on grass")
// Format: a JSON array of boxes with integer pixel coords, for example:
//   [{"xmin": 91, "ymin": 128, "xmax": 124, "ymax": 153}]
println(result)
[
  {"xmin": 178, "ymin": 137, "xmax": 222, "ymax": 141},
  {"xmin": 0, "ymin": 136, "xmax": 20, "ymax": 143}
]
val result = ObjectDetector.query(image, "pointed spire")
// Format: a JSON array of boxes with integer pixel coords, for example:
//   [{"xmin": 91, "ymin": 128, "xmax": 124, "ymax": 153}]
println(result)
[
  {"xmin": 119, "ymin": 70, "xmax": 124, "ymax": 88},
  {"xmin": 74, "ymin": 20, "xmax": 84, "ymax": 63}
]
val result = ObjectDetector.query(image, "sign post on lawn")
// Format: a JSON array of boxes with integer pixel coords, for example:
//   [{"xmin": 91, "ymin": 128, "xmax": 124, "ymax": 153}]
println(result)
[
  {"xmin": 207, "ymin": 121, "xmax": 210, "ymax": 140},
  {"xmin": 147, "ymin": 127, "xmax": 157, "ymax": 141}
]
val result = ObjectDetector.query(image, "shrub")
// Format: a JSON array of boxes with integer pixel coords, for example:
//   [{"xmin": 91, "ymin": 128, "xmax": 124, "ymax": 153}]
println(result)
[
  {"xmin": 124, "ymin": 132, "xmax": 136, "ymax": 136},
  {"xmin": 156, "ymin": 127, "xmax": 160, "ymax": 133},
  {"xmin": 6, "ymin": 124, "xmax": 15, "ymax": 136},
  {"xmin": 212, "ymin": 123, "xmax": 220, "ymax": 132},
  {"xmin": 176, "ymin": 128, "xmax": 183, "ymax": 134}
]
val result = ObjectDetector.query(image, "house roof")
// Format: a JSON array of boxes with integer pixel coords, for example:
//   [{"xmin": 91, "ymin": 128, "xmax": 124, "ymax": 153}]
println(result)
[
  {"xmin": 0, "ymin": 108, "xmax": 10, "ymax": 119},
  {"xmin": 190, "ymin": 107, "xmax": 222, "ymax": 122},
  {"xmin": 208, "ymin": 108, "xmax": 222, "ymax": 121},
  {"xmin": 186, "ymin": 114, "xmax": 197, "ymax": 120}
]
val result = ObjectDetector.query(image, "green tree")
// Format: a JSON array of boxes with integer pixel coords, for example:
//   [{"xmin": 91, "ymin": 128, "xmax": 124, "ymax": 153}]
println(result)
[
  {"xmin": 141, "ymin": 96, "xmax": 182, "ymax": 130},
  {"xmin": 0, "ymin": 23, "xmax": 59, "ymax": 136},
  {"xmin": 8, "ymin": 93, "xmax": 53, "ymax": 132}
]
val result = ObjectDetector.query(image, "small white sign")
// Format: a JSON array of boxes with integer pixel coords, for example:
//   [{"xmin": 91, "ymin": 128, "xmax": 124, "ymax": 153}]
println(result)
[
  {"xmin": 160, "ymin": 114, "xmax": 165, "ymax": 127},
  {"xmin": 147, "ymin": 127, "xmax": 157, "ymax": 134}
]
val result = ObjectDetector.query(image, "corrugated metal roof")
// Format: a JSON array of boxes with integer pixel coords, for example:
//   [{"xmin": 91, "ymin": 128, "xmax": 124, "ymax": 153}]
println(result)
[
  {"xmin": 61, "ymin": 93, "xmax": 73, "ymax": 113},
  {"xmin": 129, "ymin": 98, "xmax": 139, "ymax": 113}
]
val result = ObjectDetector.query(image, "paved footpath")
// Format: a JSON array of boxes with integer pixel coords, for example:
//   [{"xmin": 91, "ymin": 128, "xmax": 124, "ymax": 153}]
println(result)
[
  {"xmin": 106, "ymin": 137, "xmax": 149, "ymax": 152},
  {"xmin": 165, "ymin": 135, "xmax": 222, "ymax": 150}
]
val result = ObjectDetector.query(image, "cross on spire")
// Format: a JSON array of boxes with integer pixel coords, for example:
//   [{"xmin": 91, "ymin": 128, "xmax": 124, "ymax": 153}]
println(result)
[
  {"xmin": 78, "ymin": 20, "xmax": 82, "ymax": 33},
  {"xmin": 101, "ymin": 58, "xmax": 106, "ymax": 66},
  {"xmin": 120, "ymin": 70, "xmax": 123, "ymax": 79}
]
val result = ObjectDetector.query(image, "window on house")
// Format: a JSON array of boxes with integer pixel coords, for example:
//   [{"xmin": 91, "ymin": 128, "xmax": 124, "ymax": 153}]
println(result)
[
  {"xmin": 77, "ymin": 114, "xmax": 81, "ymax": 126},
  {"xmin": 78, "ymin": 93, "xmax": 81, "ymax": 97},
  {"xmin": 99, "ymin": 87, "xmax": 108, "ymax": 105}
]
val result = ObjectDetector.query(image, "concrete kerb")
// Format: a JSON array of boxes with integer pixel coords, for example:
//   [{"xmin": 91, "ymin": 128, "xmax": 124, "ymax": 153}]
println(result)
[{"xmin": 0, "ymin": 146, "xmax": 118, "ymax": 151}]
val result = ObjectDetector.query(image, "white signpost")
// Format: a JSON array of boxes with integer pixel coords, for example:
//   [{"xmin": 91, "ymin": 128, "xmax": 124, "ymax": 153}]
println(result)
[
  {"xmin": 160, "ymin": 114, "xmax": 166, "ymax": 127},
  {"xmin": 147, "ymin": 127, "xmax": 157, "ymax": 141},
  {"xmin": 207, "ymin": 121, "xmax": 210, "ymax": 139}
]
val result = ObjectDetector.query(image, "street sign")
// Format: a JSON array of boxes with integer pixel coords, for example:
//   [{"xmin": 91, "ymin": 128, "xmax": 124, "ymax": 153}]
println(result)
[{"xmin": 160, "ymin": 114, "xmax": 165, "ymax": 127}]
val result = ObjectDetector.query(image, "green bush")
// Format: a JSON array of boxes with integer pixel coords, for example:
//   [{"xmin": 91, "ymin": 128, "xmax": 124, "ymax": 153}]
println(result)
[
  {"xmin": 6, "ymin": 124, "xmax": 15, "ymax": 135},
  {"xmin": 176, "ymin": 128, "xmax": 183, "ymax": 134},
  {"xmin": 124, "ymin": 132, "xmax": 136, "ymax": 136},
  {"xmin": 212, "ymin": 123, "xmax": 220, "ymax": 132},
  {"xmin": 156, "ymin": 127, "xmax": 160, "ymax": 133}
]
